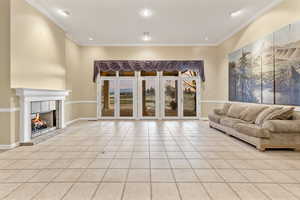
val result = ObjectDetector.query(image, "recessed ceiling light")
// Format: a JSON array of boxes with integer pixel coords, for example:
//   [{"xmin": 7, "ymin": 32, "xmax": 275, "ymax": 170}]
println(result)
[
  {"xmin": 58, "ymin": 9, "xmax": 71, "ymax": 17},
  {"xmin": 230, "ymin": 10, "xmax": 243, "ymax": 17},
  {"xmin": 140, "ymin": 8, "xmax": 153, "ymax": 18},
  {"xmin": 142, "ymin": 32, "xmax": 151, "ymax": 41}
]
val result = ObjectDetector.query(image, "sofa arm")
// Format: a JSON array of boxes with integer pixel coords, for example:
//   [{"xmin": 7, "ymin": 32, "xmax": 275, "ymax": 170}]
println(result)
[
  {"xmin": 262, "ymin": 120, "xmax": 300, "ymax": 133},
  {"xmin": 213, "ymin": 108, "xmax": 225, "ymax": 116}
]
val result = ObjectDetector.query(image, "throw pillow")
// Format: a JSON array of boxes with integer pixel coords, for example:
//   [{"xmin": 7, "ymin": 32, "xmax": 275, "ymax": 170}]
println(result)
[
  {"xmin": 255, "ymin": 107, "xmax": 282, "ymax": 126},
  {"xmin": 264, "ymin": 106, "xmax": 295, "ymax": 122},
  {"xmin": 226, "ymin": 104, "xmax": 248, "ymax": 119},
  {"xmin": 240, "ymin": 105, "xmax": 269, "ymax": 123},
  {"xmin": 222, "ymin": 103, "xmax": 232, "ymax": 115}
]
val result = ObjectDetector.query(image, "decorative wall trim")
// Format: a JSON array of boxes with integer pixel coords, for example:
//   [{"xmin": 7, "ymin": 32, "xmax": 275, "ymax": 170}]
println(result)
[
  {"xmin": 0, "ymin": 142, "xmax": 20, "ymax": 150},
  {"xmin": 81, "ymin": 43, "xmax": 218, "ymax": 47},
  {"xmin": 200, "ymin": 100, "xmax": 227, "ymax": 104},
  {"xmin": 0, "ymin": 108, "xmax": 20, "ymax": 113},
  {"xmin": 26, "ymin": 0, "xmax": 283, "ymax": 47},
  {"xmin": 200, "ymin": 117, "xmax": 209, "ymax": 121},
  {"xmin": 65, "ymin": 100, "xmax": 97, "ymax": 105}
]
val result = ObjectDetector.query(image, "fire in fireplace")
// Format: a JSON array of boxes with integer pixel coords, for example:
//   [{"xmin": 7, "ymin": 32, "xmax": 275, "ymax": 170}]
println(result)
[
  {"xmin": 31, "ymin": 101, "xmax": 57, "ymax": 138},
  {"xmin": 31, "ymin": 113, "xmax": 48, "ymax": 132}
]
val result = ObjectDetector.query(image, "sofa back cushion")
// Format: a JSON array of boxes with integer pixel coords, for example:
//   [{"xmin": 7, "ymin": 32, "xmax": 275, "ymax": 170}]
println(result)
[
  {"xmin": 226, "ymin": 104, "xmax": 248, "ymax": 119},
  {"xmin": 240, "ymin": 105, "xmax": 269, "ymax": 123},
  {"xmin": 255, "ymin": 107, "xmax": 282, "ymax": 126},
  {"xmin": 222, "ymin": 103, "xmax": 232, "ymax": 115},
  {"xmin": 293, "ymin": 112, "xmax": 300, "ymax": 120},
  {"xmin": 264, "ymin": 106, "xmax": 295, "ymax": 121}
]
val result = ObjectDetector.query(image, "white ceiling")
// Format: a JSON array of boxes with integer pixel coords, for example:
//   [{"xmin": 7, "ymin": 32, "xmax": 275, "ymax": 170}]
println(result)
[{"xmin": 26, "ymin": 0, "xmax": 282, "ymax": 46}]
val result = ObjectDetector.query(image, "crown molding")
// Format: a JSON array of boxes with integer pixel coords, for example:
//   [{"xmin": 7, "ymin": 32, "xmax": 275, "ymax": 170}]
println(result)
[
  {"xmin": 215, "ymin": 0, "xmax": 284, "ymax": 46},
  {"xmin": 25, "ymin": 0, "xmax": 81, "ymax": 46},
  {"xmin": 79, "ymin": 43, "xmax": 218, "ymax": 47},
  {"xmin": 25, "ymin": 0, "xmax": 283, "ymax": 47}
]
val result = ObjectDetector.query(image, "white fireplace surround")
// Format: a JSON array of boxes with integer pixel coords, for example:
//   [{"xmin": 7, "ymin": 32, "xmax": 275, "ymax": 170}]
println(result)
[{"xmin": 16, "ymin": 88, "xmax": 69, "ymax": 144}]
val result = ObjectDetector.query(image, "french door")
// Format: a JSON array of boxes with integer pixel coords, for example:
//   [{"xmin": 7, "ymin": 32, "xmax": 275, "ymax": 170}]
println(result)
[
  {"xmin": 162, "ymin": 78, "xmax": 180, "ymax": 119},
  {"xmin": 98, "ymin": 73, "xmax": 200, "ymax": 119},
  {"xmin": 139, "ymin": 77, "xmax": 159, "ymax": 119},
  {"xmin": 181, "ymin": 78, "xmax": 200, "ymax": 119},
  {"xmin": 161, "ymin": 77, "xmax": 200, "ymax": 119},
  {"xmin": 99, "ymin": 78, "xmax": 137, "ymax": 119}
]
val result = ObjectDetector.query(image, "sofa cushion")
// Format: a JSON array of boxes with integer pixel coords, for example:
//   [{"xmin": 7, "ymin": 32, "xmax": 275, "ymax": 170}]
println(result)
[
  {"xmin": 293, "ymin": 112, "xmax": 300, "ymax": 120},
  {"xmin": 234, "ymin": 123, "xmax": 270, "ymax": 138},
  {"xmin": 213, "ymin": 108, "xmax": 225, "ymax": 116},
  {"xmin": 226, "ymin": 104, "xmax": 248, "ymax": 119},
  {"xmin": 222, "ymin": 103, "xmax": 232, "ymax": 115},
  {"xmin": 208, "ymin": 113, "xmax": 225, "ymax": 124},
  {"xmin": 263, "ymin": 106, "xmax": 295, "ymax": 122},
  {"xmin": 255, "ymin": 107, "xmax": 282, "ymax": 126},
  {"xmin": 240, "ymin": 105, "xmax": 269, "ymax": 123},
  {"xmin": 220, "ymin": 117, "xmax": 246, "ymax": 128},
  {"xmin": 262, "ymin": 120, "xmax": 300, "ymax": 133}
]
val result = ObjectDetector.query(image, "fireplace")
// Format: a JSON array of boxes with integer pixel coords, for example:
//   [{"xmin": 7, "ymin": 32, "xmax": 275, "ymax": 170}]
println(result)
[
  {"xmin": 16, "ymin": 88, "xmax": 69, "ymax": 145},
  {"xmin": 31, "ymin": 101, "xmax": 58, "ymax": 138}
]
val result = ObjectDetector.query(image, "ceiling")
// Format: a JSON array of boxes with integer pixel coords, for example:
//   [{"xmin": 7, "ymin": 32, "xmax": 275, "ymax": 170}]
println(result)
[{"xmin": 26, "ymin": 0, "xmax": 282, "ymax": 46}]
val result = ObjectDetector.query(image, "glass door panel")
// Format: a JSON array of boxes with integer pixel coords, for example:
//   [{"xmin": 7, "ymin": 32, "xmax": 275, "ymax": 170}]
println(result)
[
  {"xmin": 183, "ymin": 79, "xmax": 197, "ymax": 117},
  {"xmin": 142, "ymin": 79, "xmax": 156, "ymax": 117},
  {"xmin": 101, "ymin": 80, "xmax": 115, "ymax": 117},
  {"xmin": 119, "ymin": 80, "xmax": 134, "ymax": 117},
  {"xmin": 164, "ymin": 80, "xmax": 179, "ymax": 117}
]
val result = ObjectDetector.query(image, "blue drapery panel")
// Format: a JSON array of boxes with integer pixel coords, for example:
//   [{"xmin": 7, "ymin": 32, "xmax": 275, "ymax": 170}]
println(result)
[{"xmin": 93, "ymin": 60, "xmax": 205, "ymax": 82}]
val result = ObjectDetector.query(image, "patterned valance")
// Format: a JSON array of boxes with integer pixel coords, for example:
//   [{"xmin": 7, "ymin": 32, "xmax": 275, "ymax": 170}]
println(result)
[{"xmin": 93, "ymin": 60, "xmax": 205, "ymax": 82}]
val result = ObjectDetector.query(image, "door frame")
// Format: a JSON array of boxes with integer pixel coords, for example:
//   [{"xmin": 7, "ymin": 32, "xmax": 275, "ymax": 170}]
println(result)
[
  {"xmin": 118, "ymin": 77, "xmax": 138, "ymax": 119},
  {"xmin": 161, "ymin": 76, "xmax": 181, "ymax": 119},
  {"xmin": 97, "ymin": 77, "xmax": 117, "ymax": 120},
  {"xmin": 181, "ymin": 77, "xmax": 201, "ymax": 119},
  {"xmin": 138, "ymin": 76, "xmax": 159, "ymax": 120}
]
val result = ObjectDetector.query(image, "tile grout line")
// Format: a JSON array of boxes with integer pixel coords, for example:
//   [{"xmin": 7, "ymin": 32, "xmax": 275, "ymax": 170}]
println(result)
[{"xmin": 165, "ymin": 123, "xmax": 184, "ymax": 200}]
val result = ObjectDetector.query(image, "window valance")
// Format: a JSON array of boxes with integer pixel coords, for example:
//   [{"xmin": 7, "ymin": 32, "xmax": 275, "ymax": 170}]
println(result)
[{"xmin": 93, "ymin": 60, "xmax": 205, "ymax": 82}]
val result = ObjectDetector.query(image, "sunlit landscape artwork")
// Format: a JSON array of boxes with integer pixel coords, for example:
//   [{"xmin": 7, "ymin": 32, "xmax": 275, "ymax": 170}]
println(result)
[
  {"xmin": 229, "ymin": 21, "xmax": 300, "ymax": 106},
  {"xmin": 274, "ymin": 22, "xmax": 300, "ymax": 105}
]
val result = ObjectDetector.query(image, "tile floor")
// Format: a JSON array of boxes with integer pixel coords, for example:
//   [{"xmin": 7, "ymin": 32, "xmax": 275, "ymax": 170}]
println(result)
[{"xmin": 1, "ymin": 120, "xmax": 300, "ymax": 199}]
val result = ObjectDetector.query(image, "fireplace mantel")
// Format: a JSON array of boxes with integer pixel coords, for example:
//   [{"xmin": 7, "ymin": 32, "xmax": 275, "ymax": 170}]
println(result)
[{"xmin": 16, "ymin": 88, "xmax": 70, "ymax": 144}]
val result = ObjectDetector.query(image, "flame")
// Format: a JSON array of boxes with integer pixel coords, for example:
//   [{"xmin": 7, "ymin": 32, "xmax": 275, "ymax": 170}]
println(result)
[{"xmin": 32, "ymin": 113, "xmax": 47, "ymax": 127}]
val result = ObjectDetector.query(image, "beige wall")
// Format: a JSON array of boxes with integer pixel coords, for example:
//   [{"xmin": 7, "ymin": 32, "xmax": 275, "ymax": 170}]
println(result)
[
  {"xmin": 67, "ymin": 46, "xmax": 219, "ymax": 118},
  {"xmin": 3, "ymin": 0, "xmax": 300, "ymax": 146},
  {"xmin": 217, "ymin": 0, "xmax": 300, "ymax": 100},
  {"xmin": 65, "ymin": 38, "xmax": 81, "ymax": 122},
  {"xmin": 0, "ymin": 0, "xmax": 19, "ymax": 145},
  {"xmin": 10, "ymin": 0, "xmax": 66, "ymax": 90},
  {"xmin": 0, "ymin": 0, "xmax": 12, "ymax": 108}
]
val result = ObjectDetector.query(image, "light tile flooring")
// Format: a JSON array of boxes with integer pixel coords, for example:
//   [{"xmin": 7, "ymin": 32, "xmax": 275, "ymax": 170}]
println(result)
[{"xmin": 1, "ymin": 120, "xmax": 300, "ymax": 199}]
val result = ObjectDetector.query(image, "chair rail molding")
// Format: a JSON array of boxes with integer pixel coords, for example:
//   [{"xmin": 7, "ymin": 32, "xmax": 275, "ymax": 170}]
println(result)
[
  {"xmin": 65, "ymin": 100, "xmax": 97, "ymax": 104},
  {"xmin": 0, "ymin": 108, "xmax": 20, "ymax": 113}
]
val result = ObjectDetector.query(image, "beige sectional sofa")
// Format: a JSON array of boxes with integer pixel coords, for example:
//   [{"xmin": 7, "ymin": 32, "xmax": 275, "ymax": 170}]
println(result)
[{"xmin": 209, "ymin": 103, "xmax": 300, "ymax": 151}]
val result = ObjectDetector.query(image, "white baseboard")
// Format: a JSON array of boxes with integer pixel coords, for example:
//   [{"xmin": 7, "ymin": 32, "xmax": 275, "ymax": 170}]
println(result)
[
  {"xmin": 65, "ymin": 117, "xmax": 98, "ymax": 126},
  {"xmin": 80, "ymin": 117, "xmax": 98, "ymax": 121},
  {"xmin": 65, "ymin": 118, "xmax": 81, "ymax": 126},
  {"xmin": 0, "ymin": 142, "xmax": 20, "ymax": 150}
]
